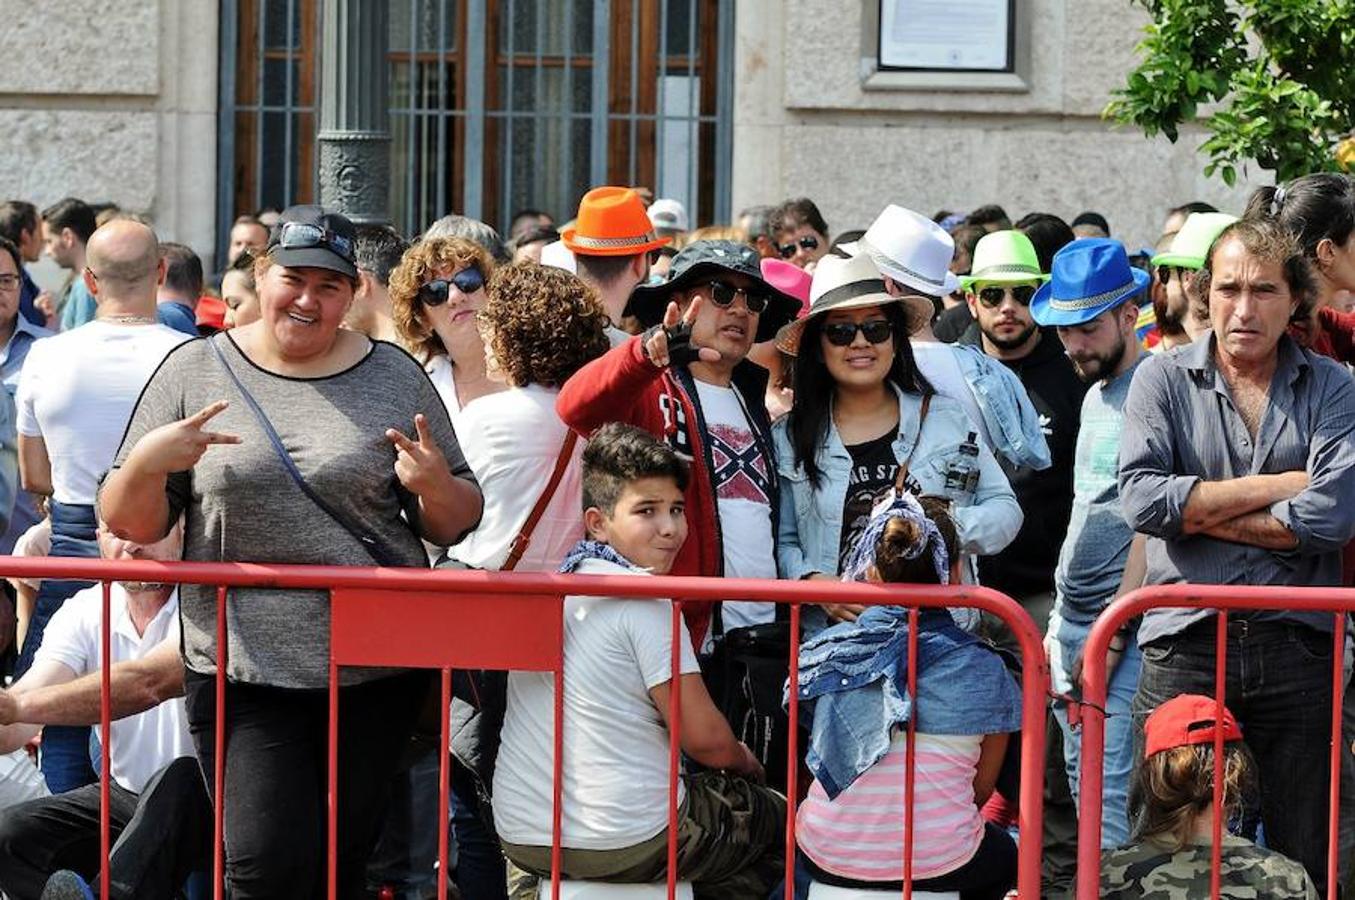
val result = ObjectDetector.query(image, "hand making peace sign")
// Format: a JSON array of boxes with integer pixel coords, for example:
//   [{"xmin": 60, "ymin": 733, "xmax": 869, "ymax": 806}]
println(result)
[
  {"xmin": 642, "ymin": 297, "xmax": 723, "ymax": 369},
  {"xmin": 128, "ymin": 400, "xmax": 242, "ymax": 475},
  {"xmin": 386, "ymin": 413, "xmax": 453, "ymax": 497}
]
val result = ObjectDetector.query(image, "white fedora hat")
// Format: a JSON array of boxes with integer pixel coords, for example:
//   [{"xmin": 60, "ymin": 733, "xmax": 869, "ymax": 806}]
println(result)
[
  {"xmin": 854, "ymin": 204, "xmax": 961, "ymax": 297},
  {"xmin": 779, "ymin": 253, "xmax": 932, "ymax": 355}
]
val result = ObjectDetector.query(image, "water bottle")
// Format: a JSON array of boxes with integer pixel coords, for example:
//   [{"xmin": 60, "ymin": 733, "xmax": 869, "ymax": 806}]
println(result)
[{"xmin": 943, "ymin": 432, "xmax": 981, "ymax": 500}]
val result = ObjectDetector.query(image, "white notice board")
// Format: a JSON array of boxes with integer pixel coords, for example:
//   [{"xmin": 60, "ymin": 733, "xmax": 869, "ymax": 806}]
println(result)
[{"xmin": 879, "ymin": 0, "xmax": 1013, "ymax": 72}]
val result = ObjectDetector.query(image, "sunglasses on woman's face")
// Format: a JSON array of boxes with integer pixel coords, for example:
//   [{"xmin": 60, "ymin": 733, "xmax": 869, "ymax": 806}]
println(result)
[
  {"xmin": 823, "ymin": 319, "xmax": 893, "ymax": 347},
  {"xmin": 706, "ymin": 279, "xmax": 770, "ymax": 314},
  {"xmin": 418, "ymin": 267, "xmax": 485, "ymax": 306},
  {"xmin": 976, "ymin": 285, "xmax": 1036, "ymax": 308},
  {"xmin": 778, "ymin": 236, "xmax": 819, "ymax": 259}
]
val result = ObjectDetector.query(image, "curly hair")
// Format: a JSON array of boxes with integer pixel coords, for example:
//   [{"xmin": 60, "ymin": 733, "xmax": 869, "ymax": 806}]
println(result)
[
  {"xmin": 388, "ymin": 237, "xmax": 495, "ymax": 363},
  {"xmin": 479, "ymin": 263, "xmax": 610, "ymax": 389}
]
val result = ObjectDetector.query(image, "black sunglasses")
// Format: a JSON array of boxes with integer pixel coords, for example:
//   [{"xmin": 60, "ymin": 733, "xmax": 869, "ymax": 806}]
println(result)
[
  {"xmin": 1155, "ymin": 265, "xmax": 1183, "ymax": 285},
  {"xmin": 777, "ymin": 236, "xmax": 819, "ymax": 259},
  {"xmin": 276, "ymin": 221, "xmax": 354, "ymax": 261},
  {"xmin": 823, "ymin": 319, "xmax": 893, "ymax": 347},
  {"xmin": 418, "ymin": 267, "xmax": 485, "ymax": 306},
  {"xmin": 977, "ymin": 285, "xmax": 1036, "ymax": 308},
  {"xmin": 706, "ymin": 279, "xmax": 770, "ymax": 314}
]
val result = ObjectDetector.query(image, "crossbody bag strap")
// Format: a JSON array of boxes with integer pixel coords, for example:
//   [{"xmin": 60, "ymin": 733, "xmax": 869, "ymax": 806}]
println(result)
[
  {"xmin": 206, "ymin": 337, "xmax": 401, "ymax": 567},
  {"xmin": 500, "ymin": 430, "xmax": 579, "ymax": 572},
  {"xmin": 892, "ymin": 392, "xmax": 933, "ymax": 494}
]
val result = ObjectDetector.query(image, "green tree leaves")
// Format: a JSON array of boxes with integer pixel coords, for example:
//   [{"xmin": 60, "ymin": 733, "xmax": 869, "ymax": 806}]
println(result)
[{"xmin": 1107, "ymin": 0, "xmax": 1355, "ymax": 182}]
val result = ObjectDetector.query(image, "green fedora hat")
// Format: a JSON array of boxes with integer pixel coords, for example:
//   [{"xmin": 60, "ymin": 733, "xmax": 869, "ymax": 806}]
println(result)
[
  {"xmin": 1151, "ymin": 212, "xmax": 1239, "ymax": 270},
  {"xmin": 960, "ymin": 230, "xmax": 1051, "ymax": 290}
]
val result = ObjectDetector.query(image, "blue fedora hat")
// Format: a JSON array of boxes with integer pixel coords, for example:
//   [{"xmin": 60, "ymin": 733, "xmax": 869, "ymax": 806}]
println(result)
[{"xmin": 1031, "ymin": 239, "xmax": 1151, "ymax": 327}]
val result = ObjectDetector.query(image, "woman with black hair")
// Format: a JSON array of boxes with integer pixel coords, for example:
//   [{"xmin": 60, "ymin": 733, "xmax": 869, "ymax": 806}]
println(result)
[{"xmin": 772, "ymin": 253, "xmax": 1021, "ymax": 629}]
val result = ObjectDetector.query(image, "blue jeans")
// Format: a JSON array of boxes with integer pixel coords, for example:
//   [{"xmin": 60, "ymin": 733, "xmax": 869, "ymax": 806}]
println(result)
[
  {"xmin": 366, "ymin": 744, "xmax": 441, "ymax": 899},
  {"xmin": 1048, "ymin": 607, "xmax": 1141, "ymax": 849},
  {"xmin": 18, "ymin": 502, "xmax": 98, "ymax": 794},
  {"xmin": 450, "ymin": 764, "xmax": 507, "ymax": 900},
  {"xmin": 1132, "ymin": 618, "xmax": 1335, "ymax": 895}
]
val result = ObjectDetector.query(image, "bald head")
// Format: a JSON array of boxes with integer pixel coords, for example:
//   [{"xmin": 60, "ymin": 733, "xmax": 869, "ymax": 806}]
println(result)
[{"xmin": 85, "ymin": 220, "xmax": 163, "ymax": 310}]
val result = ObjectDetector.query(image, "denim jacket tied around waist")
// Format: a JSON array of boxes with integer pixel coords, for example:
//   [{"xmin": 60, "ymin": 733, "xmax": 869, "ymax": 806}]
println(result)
[{"xmin": 787, "ymin": 605, "xmax": 1022, "ymax": 799}]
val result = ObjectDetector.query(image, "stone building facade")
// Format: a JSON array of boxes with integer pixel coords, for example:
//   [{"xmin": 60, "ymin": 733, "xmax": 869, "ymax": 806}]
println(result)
[{"xmin": 0, "ymin": 0, "xmax": 1261, "ymax": 269}]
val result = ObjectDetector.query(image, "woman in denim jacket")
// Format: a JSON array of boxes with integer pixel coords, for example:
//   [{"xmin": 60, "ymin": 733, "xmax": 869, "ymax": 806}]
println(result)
[{"xmin": 772, "ymin": 255, "xmax": 1021, "ymax": 629}]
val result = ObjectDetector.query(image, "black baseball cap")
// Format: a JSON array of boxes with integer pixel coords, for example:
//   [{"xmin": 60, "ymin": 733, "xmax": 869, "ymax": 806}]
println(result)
[{"xmin": 268, "ymin": 205, "xmax": 359, "ymax": 278}]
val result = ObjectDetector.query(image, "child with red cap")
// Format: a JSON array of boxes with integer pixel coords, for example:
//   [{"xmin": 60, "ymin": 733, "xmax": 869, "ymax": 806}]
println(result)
[{"xmin": 1100, "ymin": 694, "xmax": 1317, "ymax": 898}]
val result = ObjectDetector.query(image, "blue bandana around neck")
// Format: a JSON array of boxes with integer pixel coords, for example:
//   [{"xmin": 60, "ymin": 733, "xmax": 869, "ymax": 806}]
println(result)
[
  {"xmin": 840, "ymin": 490, "xmax": 950, "ymax": 585},
  {"xmin": 558, "ymin": 539, "xmax": 645, "ymax": 575}
]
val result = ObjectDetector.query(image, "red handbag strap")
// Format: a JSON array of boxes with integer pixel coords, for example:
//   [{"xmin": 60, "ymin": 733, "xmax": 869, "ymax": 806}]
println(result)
[{"xmin": 501, "ymin": 430, "xmax": 580, "ymax": 572}]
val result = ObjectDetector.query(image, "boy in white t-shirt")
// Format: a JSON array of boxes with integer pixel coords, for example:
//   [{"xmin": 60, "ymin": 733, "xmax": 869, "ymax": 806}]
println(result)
[{"xmin": 493, "ymin": 423, "xmax": 785, "ymax": 899}]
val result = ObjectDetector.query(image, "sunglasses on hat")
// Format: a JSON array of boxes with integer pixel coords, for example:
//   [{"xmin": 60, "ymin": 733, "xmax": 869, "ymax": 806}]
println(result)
[
  {"xmin": 778, "ymin": 236, "xmax": 819, "ymax": 259},
  {"xmin": 823, "ymin": 319, "xmax": 893, "ymax": 347},
  {"xmin": 705, "ymin": 279, "xmax": 769, "ymax": 314},
  {"xmin": 976, "ymin": 284, "xmax": 1036, "ymax": 308},
  {"xmin": 276, "ymin": 221, "xmax": 354, "ymax": 261},
  {"xmin": 418, "ymin": 267, "xmax": 485, "ymax": 306}
]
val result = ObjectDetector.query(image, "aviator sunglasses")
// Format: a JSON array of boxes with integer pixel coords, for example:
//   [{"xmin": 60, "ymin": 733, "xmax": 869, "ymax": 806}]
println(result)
[
  {"xmin": 823, "ymin": 319, "xmax": 893, "ymax": 347},
  {"xmin": 976, "ymin": 284, "xmax": 1036, "ymax": 308},
  {"xmin": 778, "ymin": 235, "xmax": 820, "ymax": 259},
  {"xmin": 418, "ymin": 267, "xmax": 486, "ymax": 306},
  {"xmin": 706, "ymin": 279, "xmax": 770, "ymax": 314},
  {"xmin": 275, "ymin": 221, "xmax": 354, "ymax": 261}
]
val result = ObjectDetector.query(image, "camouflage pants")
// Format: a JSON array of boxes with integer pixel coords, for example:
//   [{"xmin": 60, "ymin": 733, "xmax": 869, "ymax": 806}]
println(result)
[{"xmin": 501, "ymin": 771, "xmax": 785, "ymax": 900}]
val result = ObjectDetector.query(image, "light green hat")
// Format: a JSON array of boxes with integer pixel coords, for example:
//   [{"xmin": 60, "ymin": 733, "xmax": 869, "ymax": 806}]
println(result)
[
  {"xmin": 1151, "ymin": 212, "xmax": 1239, "ymax": 270},
  {"xmin": 959, "ymin": 230, "xmax": 1051, "ymax": 290}
]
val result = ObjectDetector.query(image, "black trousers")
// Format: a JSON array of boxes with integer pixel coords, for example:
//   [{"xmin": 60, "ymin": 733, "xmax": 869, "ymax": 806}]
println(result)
[
  {"xmin": 0, "ymin": 756, "xmax": 211, "ymax": 900},
  {"xmin": 183, "ymin": 669, "xmax": 428, "ymax": 900}
]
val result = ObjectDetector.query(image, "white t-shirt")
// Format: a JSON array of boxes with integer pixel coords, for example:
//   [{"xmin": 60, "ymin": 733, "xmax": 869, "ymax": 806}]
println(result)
[
  {"xmin": 692, "ymin": 380, "xmax": 777, "ymax": 631},
  {"xmin": 34, "ymin": 584, "xmax": 191, "ymax": 793},
  {"xmin": 448, "ymin": 384, "xmax": 583, "ymax": 571},
  {"xmin": 910, "ymin": 342, "xmax": 991, "ymax": 451},
  {"xmin": 16, "ymin": 322, "xmax": 191, "ymax": 505},
  {"xmin": 425, "ymin": 355, "xmax": 465, "ymax": 425},
  {"xmin": 492, "ymin": 557, "xmax": 701, "ymax": 850}
]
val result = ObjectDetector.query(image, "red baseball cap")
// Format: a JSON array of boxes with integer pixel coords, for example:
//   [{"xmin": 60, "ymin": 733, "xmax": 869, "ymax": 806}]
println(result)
[{"xmin": 1144, "ymin": 694, "xmax": 1243, "ymax": 758}]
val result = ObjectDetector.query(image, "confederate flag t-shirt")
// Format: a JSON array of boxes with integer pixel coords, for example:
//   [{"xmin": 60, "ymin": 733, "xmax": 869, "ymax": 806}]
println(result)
[{"xmin": 693, "ymin": 380, "xmax": 777, "ymax": 630}]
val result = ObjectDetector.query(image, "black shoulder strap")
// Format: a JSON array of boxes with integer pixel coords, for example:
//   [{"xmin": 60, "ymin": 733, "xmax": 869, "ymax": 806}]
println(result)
[{"xmin": 206, "ymin": 337, "xmax": 404, "ymax": 567}]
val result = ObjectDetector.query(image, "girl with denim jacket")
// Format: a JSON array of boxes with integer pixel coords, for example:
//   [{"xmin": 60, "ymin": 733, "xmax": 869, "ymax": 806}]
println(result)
[
  {"xmin": 786, "ymin": 494, "xmax": 1022, "ymax": 900},
  {"xmin": 772, "ymin": 278, "xmax": 1021, "ymax": 630}
]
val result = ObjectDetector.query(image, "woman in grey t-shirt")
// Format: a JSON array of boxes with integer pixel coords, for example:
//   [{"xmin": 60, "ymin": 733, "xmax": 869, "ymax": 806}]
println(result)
[{"xmin": 100, "ymin": 205, "xmax": 482, "ymax": 899}]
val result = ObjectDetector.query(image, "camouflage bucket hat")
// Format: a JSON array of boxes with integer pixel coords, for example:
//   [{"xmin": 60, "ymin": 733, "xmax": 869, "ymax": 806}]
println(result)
[{"xmin": 627, "ymin": 240, "xmax": 802, "ymax": 343}]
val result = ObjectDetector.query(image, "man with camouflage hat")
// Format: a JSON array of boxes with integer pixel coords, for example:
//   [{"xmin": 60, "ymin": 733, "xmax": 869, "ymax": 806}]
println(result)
[{"xmin": 556, "ymin": 240, "xmax": 801, "ymax": 786}]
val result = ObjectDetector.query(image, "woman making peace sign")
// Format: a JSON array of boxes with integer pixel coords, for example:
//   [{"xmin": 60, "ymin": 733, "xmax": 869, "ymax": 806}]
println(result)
[{"xmin": 100, "ymin": 206, "xmax": 481, "ymax": 899}]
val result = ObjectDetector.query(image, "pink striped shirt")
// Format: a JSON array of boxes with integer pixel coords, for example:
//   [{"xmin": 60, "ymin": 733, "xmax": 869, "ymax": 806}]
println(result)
[{"xmin": 796, "ymin": 731, "xmax": 984, "ymax": 881}]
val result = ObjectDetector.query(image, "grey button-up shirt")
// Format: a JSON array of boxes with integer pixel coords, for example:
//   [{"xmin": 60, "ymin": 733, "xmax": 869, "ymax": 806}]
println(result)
[{"xmin": 1118, "ymin": 334, "xmax": 1355, "ymax": 645}]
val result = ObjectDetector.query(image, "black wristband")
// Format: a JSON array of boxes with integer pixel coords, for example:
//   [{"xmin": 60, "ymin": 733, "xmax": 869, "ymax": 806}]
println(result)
[{"xmin": 642, "ymin": 321, "xmax": 701, "ymax": 368}]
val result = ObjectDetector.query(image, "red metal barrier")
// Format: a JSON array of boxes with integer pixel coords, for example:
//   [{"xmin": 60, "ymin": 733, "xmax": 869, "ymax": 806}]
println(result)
[
  {"xmin": 1076, "ymin": 584, "xmax": 1355, "ymax": 900},
  {"xmin": 0, "ymin": 557, "xmax": 1048, "ymax": 900}
]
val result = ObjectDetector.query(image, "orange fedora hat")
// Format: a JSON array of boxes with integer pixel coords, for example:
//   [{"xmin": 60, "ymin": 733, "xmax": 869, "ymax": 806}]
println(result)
[{"xmin": 561, "ymin": 186, "xmax": 672, "ymax": 257}]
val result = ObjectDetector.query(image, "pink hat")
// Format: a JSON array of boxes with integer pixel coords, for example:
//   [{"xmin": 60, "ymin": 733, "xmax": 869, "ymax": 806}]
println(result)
[{"xmin": 761, "ymin": 258, "xmax": 812, "ymax": 318}]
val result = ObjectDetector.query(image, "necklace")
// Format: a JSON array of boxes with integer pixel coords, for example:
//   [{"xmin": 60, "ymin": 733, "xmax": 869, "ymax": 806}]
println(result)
[{"xmin": 101, "ymin": 314, "xmax": 157, "ymax": 325}]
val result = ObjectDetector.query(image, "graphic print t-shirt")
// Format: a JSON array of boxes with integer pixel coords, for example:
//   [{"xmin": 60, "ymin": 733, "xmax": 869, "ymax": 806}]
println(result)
[
  {"xmin": 693, "ymin": 381, "xmax": 777, "ymax": 630},
  {"xmin": 839, "ymin": 431, "xmax": 901, "ymax": 571}
]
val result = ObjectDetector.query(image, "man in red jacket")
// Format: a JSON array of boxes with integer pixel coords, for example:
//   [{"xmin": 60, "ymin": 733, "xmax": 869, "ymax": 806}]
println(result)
[{"xmin": 556, "ymin": 240, "xmax": 800, "ymax": 781}]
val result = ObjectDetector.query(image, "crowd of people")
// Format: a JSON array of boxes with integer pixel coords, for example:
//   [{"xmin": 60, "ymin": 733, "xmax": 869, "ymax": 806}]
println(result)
[{"xmin": 0, "ymin": 173, "xmax": 1347, "ymax": 900}]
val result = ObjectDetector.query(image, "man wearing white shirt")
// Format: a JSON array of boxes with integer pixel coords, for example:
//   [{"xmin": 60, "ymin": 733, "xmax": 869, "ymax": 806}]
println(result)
[
  {"xmin": 0, "ymin": 521, "xmax": 208, "ymax": 900},
  {"xmin": 12, "ymin": 220, "xmax": 190, "ymax": 793}
]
